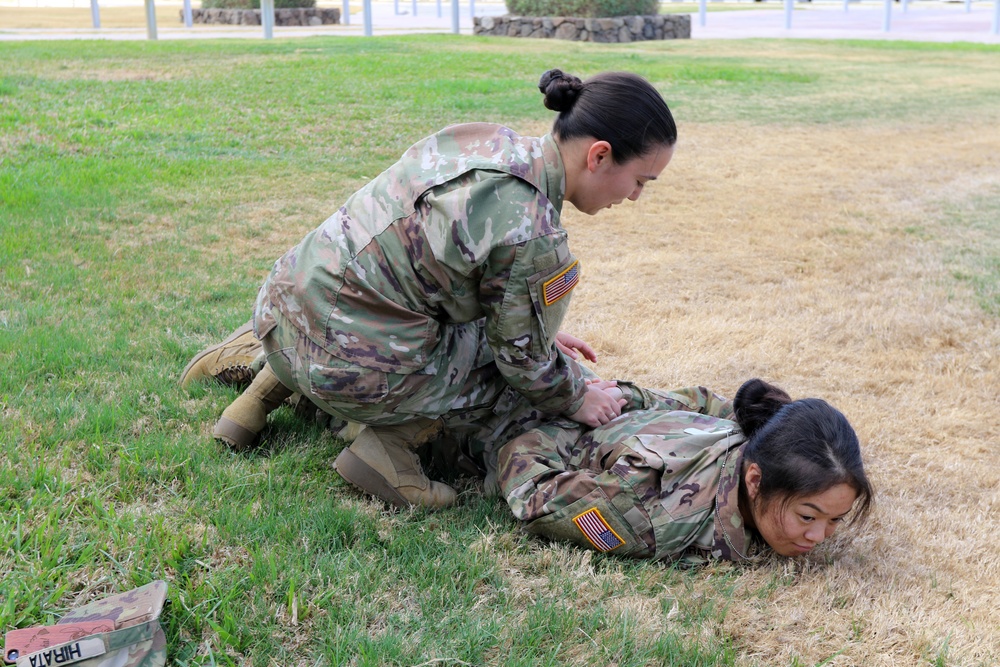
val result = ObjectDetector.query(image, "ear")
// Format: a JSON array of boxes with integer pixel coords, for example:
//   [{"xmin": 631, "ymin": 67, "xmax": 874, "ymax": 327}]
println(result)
[
  {"xmin": 585, "ymin": 140, "xmax": 613, "ymax": 173},
  {"xmin": 744, "ymin": 462, "xmax": 763, "ymax": 502}
]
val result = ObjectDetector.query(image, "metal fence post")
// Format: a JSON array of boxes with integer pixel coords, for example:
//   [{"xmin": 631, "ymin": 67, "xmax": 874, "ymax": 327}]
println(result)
[
  {"xmin": 144, "ymin": 0, "xmax": 157, "ymax": 39},
  {"xmin": 90, "ymin": 0, "xmax": 100, "ymax": 27},
  {"xmin": 965, "ymin": 0, "xmax": 972, "ymax": 13},
  {"xmin": 993, "ymin": 0, "xmax": 999, "ymax": 34},
  {"xmin": 412, "ymin": 0, "xmax": 417, "ymax": 16},
  {"xmin": 343, "ymin": 0, "xmax": 350, "ymax": 24},
  {"xmin": 698, "ymin": 0, "xmax": 706, "ymax": 27},
  {"xmin": 450, "ymin": 0, "xmax": 458, "ymax": 32},
  {"xmin": 364, "ymin": 0, "xmax": 373, "ymax": 34},
  {"xmin": 182, "ymin": 0, "xmax": 192, "ymax": 26},
  {"xmin": 469, "ymin": 0, "xmax": 474, "ymax": 18},
  {"xmin": 261, "ymin": 0, "xmax": 274, "ymax": 38},
  {"xmin": 882, "ymin": 0, "xmax": 891, "ymax": 31},
  {"xmin": 784, "ymin": 0, "xmax": 793, "ymax": 29}
]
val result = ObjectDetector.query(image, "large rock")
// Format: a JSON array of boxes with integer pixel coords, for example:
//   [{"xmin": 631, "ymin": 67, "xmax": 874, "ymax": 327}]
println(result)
[
  {"xmin": 472, "ymin": 14, "xmax": 690, "ymax": 41},
  {"xmin": 185, "ymin": 7, "xmax": 341, "ymax": 25}
]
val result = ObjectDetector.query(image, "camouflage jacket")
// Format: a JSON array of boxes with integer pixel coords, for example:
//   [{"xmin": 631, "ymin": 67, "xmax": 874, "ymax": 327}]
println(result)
[
  {"xmin": 498, "ymin": 386, "xmax": 759, "ymax": 564},
  {"xmin": 255, "ymin": 123, "xmax": 587, "ymax": 417}
]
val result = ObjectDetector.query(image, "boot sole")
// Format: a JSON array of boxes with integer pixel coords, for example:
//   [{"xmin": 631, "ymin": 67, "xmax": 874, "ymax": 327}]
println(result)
[
  {"xmin": 180, "ymin": 319, "xmax": 255, "ymax": 388},
  {"xmin": 333, "ymin": 448, "xmax": 411, "ymax": 509},
  {"xmin": 214, "ymin": 416, "xmax": 259, "ymax": 452}
]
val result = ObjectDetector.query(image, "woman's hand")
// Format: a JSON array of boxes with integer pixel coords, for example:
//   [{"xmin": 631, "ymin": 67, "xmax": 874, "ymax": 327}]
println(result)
[
  {"xmin": 567, "ymin": 382, "xmax": 627, "ymax": 428},
  {"xmin": 555, "ymin": 331, "xmax": 598, "ymax": 363},
  {"xmin": 585, "ymin": 378, "xmax": 624, "ymax": 403}
]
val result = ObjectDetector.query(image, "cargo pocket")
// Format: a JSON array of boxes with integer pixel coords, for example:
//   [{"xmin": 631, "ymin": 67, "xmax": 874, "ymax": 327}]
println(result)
[
  {"xmin": 525, "ymin": 255, "xmax": 580, "ymax": 356},
  {"xmin": 525, "ymin": 483, "xmax": 651, "ymax": 558},
  {"xmin": 308, "ymin": 358, "xmax": 388, "ymax": 405}
]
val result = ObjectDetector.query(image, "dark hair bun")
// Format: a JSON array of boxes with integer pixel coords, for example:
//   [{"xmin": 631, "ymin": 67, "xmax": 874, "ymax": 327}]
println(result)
[
  {"xmin": 733, "ymin": 378, "xmax": 792, "ymax": 438},
  {"xmin": 538, "ymin": 68, "xmax": 583, "ymax": 113}
]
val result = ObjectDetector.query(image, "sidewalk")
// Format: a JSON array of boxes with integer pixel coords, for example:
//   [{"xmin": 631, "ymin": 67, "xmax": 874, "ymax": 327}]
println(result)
[
  {"xmin": 691, "ymin": 2, "xmax": 1000, "ymax": 43},
  {"xmin": 0, "ymin": 0, "xmax": 997, "ymax": 41}
]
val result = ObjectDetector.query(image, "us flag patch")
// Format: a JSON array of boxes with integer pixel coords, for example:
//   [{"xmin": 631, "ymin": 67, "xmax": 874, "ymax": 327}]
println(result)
[
  {"xmin": 573, "ymin": 507, "xmax": 625, "ymax": 552},
  {"xmin": 542, "ymin": 261, "xmax": 579, "ymax": 306}
]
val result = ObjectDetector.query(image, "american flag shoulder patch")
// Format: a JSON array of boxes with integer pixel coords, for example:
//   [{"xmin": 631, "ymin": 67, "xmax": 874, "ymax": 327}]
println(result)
[
  {"xmin": 542, "ymin": 260, "xmax": 579, "ymax": 306},
  {"xmin": 572, "ymin": 507, "xmax": 625, "ymax": 552}
]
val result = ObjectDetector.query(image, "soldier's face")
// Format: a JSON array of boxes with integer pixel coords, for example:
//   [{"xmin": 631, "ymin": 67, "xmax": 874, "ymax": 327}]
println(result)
[
  {"xmin": 572, "ymin": 141, "xmax": 674, "ymax": 215},
  {"xmin": 750, "ymin": 482, "xmax": 859, "ymax": 557}
]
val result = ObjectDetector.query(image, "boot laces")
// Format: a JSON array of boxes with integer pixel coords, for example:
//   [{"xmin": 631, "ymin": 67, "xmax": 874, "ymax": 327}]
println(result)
[{"xmin": 213, "ymin": 362, "xmax": 255, "ymax": 388}]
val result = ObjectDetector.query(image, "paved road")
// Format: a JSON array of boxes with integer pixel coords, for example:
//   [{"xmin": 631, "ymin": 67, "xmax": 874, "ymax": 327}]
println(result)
[{"xmin": 0, "ymin": 0, "xmax": 997, "ymax": 41}]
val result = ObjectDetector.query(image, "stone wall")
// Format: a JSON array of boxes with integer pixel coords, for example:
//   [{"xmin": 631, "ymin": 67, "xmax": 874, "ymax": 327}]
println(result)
[
  {"xmin": 473, "ymin": 14, "xmax": 690, "ymax": 41},
  {"xmin": 184, "ymin": 7, "xmax": 341, "ymax": 25}
]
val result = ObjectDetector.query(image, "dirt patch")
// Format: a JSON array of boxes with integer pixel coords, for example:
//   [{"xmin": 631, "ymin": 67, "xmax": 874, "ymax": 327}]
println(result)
[{"xmin": 555, "ymin": 118, "xmax": 1000, "ymax": 665}]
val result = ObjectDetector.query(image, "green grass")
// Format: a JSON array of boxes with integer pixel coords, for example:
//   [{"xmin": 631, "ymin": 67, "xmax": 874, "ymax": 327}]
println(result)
[
  {"xmin": 939, "ymin": 190, "xmax": 1000, "ymax": 316},
  {"xmin": 2, "ymin": 35, "xmax": 999, "ymax": 666}
]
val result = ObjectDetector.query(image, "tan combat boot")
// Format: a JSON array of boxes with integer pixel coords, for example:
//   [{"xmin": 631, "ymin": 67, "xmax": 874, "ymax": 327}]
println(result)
[
  {"xmin": 333, "ymin": 420, "xmax": 457, "ymax": 509},
  {"xmin": 180, "ymin": 320, "xmax": 263, "ymax": 389},
  {"xmin": 213, "ymin": 364, "xmax": 294, "ymax": 451}
]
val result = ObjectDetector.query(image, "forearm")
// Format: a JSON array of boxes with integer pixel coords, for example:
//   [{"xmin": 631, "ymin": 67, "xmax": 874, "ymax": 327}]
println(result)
[{"xmin": 617, "ymin": 384, "xmax": 734, "ymax": 419}]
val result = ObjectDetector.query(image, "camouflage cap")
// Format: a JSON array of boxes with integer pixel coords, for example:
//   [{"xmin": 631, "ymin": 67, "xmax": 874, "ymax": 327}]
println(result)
[{"xmin": 4, "ymin": 580, "xmax": 167, "ymax": 667}]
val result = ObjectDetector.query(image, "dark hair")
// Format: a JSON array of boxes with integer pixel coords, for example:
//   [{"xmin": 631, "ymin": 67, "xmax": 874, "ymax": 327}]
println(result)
[
  {"xmin": 733, "ymin": 379, "xmax": 873, "ymax": 523},
  {"xmin": 538, "ymin": 68, "xmax": 677, "ymax": 164}
]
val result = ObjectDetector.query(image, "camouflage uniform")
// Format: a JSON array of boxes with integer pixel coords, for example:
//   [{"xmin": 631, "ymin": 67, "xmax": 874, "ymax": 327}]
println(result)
[
  {"xmin": 3, "ymin": 581, "xmax": 167, "ymax": 667},
  {"xmin": 498, "ymin": 386, "xmax": 760, "ymax": 564},
  {"xmin": 254, "ymin": 123, "xmax": 588, "ymax": 439}
]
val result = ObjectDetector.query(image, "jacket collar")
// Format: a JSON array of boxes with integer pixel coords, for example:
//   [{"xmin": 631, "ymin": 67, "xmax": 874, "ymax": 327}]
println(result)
[{"xmin": 712, "ymin": 444, "xmax": 758, "ymax": 562}]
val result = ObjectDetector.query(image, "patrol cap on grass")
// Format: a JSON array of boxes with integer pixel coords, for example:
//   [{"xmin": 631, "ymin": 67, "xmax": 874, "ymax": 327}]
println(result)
[{"xmin": 3, "ymin": 580, "xmax": 167, "ymax": 667}]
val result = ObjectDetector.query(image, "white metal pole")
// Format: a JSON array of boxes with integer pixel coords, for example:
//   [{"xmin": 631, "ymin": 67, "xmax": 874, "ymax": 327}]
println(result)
[
  {"xmin": 469, "ymin": 0, "xmax": 474, "ymax": 18},
  {"xmin": 144, "ymin": 0, "xmax": 157, "ymax": 38},
  {"xmin": 343, "ymin": 0, "xmax": 350, "ymax": 23},
  {"xmin": 412, "ymin": 0, "xmax": 417, "ymax": 15},
  {"xmin": 450, "ymin": 0, "xmax": 458, "ymax": 32},
  {"xmin": 902, "ymin": 0, "xmax": 908, "ymax": 13},
  {"xmin": 965, "ymin": 0, "xmax": 972, "ymax": 12},
  {"xmin": 182, "ymin": 0, "xmax": 192, "ymax": 26},
  {"xmin": 843, "ymin": 0, "xmax": 849, "ymax": 12},
  {"xmin": 698, "ymin": 0, "xmax": 706, "ymax": 26},
  {"xmin": 363, "ymin": 0, "xmax": 373, "ymax": 34},
  {"xmin": 437, "ymin": 0, "xmax": 441, "ymax": 17},
  {"xmin": 882, "ymin": 0, "xmax": 891, "ymax": 31},
  {"xmin": 261, "ymin": 0, "xmax": 274, "ymax": 38},
  {"xmin": 784, "ymin": 0, "xmax": 793, "ymax": 29},
  {"xmin": 90, "ymin": 0, "xmax": 100, "ymax": 27},
  {"xmin": 993, "ymin": 0, "xmax": 999, "ymax": 33}
]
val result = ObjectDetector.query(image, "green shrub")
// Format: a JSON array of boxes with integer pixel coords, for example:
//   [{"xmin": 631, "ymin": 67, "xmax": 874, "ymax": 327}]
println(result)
[
  {"xmin": 201, "ymin": 0, "xmax": 316, "ymax": 9},
  {"xmin": 505, "ymin": 0, "xmax": 658, "ymax": 17}
]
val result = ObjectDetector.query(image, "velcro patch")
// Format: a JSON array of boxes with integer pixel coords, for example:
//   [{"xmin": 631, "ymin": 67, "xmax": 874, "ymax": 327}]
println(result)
[
  {"xmin": 5, "ymin": 622, "xmax": 113, "ymax": 664},
  {"xmin": 542, "ymin": 261, "xmax": 579, "ymax": 306},
  {"xmin": 16, "ymin": 637, "xmax": 106, "ymax": 667},
  {"xmin": 573, "ymin": 507, "xmax": 625, "ymax": 552}
]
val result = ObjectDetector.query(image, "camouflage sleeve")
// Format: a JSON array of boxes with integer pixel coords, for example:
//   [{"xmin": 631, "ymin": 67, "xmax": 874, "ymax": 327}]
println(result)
[
  {"xmin": 617, "ymin": 384, "xmax": 734, "ymax": 419},
  {"xmin": 497, "ymin": 420, "xmax": 587, "ymax": 521},
  {"xmin": 477, "ymin": 178, "xmax": 587, "ymax": 416}
]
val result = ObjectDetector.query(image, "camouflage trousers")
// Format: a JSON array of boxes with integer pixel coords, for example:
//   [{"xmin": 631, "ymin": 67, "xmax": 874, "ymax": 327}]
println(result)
[{"xmin": 259, "ymin": 310, "xmax": 578, "ymax": 491}]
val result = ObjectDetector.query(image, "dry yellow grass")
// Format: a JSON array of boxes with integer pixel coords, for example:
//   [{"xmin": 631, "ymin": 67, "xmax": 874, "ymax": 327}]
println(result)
[
  {"xmin": 0, "ymin": 4, "xmax": 184, "ymax": 28},
  {"xmin": 545, "ymin": 118, "xmax": 1000, "ymax": 666},
  {"xmin": 0, "ymin": 0, "xmax": 350, "ymax": 29}
]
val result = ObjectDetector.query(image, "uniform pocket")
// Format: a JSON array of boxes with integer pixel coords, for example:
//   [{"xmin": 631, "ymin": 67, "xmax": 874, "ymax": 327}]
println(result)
[
  {"xmin": 526, "ymin": 483, "xmax": 652, "ymax": 558},
  {"xmin": 525, "ymin": 256, "xmax": 579, "ymax": 356},
  {"xmin": 308, "ymin": 358, "xmax": 389, "ymax": 404}
]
